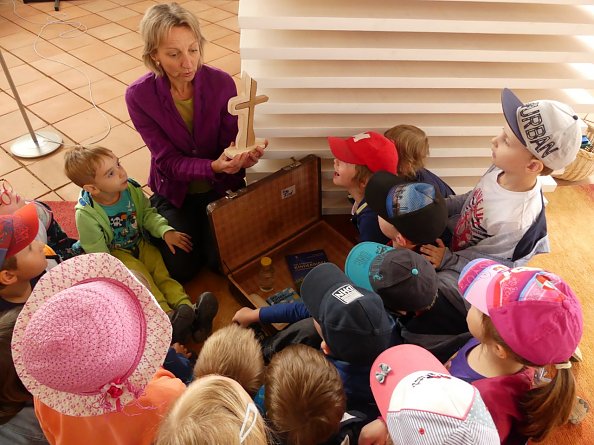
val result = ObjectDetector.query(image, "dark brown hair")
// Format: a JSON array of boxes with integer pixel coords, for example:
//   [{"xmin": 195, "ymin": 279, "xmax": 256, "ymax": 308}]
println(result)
[
  {"xmin": 482, "ymin": 314, "xmax": 575, "ymax": 441},
  {"xmin": 265, "ymin": 344, "xmax": 346, "ymax": 445}
]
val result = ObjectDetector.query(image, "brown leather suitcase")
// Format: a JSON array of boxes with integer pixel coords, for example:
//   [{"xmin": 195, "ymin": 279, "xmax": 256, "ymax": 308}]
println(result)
[{"xmin": 207, "ymin": 155, "xmax": 354, "ymax": 329}]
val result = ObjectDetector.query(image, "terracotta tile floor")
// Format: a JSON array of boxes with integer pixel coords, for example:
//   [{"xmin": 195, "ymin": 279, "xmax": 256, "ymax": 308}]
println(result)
[{"xmin": 0, "ymin": 0, "xmax": 240, "ymax": 200}]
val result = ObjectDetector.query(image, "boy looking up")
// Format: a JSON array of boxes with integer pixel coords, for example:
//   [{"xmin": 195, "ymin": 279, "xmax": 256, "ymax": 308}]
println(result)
[
  {"xmin": 64, "ymin": 146, "xmax": 217, "ymax": 344},
  {"xmin": 421, "ymin": 88, "xmax": 582, "ymax": 272},
  {"xmin": 328, "ymin": 131, "xmax": 398, "ymax": 244},
  {"xmin": 0, "ymin": 204, "xmax": 47, "ymax": 312}
]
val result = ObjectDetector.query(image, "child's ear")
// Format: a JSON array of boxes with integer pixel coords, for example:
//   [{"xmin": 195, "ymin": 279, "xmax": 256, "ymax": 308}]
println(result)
[
  {"xmin": 395, "ymin": 233, "xmax": 411, "ymax": 248},
  {"xmin": 82, "ymin": 183, "xmax": 99, "ymax": 195},
  {"xmin": 320, "ymin": 340, "xmax": 331, "ymax": 356},
  {"xmin": 0, "ymin": 269, "xmax": 18, "ymax": 286},
  {"xmin": 493, "ymin": 343, "xmax": 508, "ymax": 360},
  {"xmin": 527, "ymin": 159, "xmax": 544, "ymax": 174}
]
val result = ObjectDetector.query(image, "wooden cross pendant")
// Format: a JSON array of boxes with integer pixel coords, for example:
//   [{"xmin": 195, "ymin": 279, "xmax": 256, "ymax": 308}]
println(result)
[{"xmin": 226, "ymin": 71, "xmax": 268, "ymax": 158}]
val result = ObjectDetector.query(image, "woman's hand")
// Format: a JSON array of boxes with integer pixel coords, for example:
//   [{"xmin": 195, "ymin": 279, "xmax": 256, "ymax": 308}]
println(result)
[
  {"xmin": 163, "ymin": 230, "xmax": 193, "ymax": 254},
  {"xmin": 211, "ymin": 146, "xmax": 249, "ymax": 174},
  {"xmin": 241, "ymin": 139, "xmax": 268, "ymax": 169}
]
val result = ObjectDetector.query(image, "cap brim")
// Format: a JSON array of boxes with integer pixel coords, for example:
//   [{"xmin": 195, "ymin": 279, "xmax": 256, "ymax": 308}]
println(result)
[
  {"xmin": 501, "ymin": 88, "xmax": 526, "ymax": 146},
  {"xmin": 365, "ymin": 171, "xmax": 408, "ymax": 222},
  {"xmin": 301, "ymin": 262, "xmax": 348, "ymax": 320},
  {"xmin": 370, "ymin": 344, "xmax": 447, "ymax": 420},
  {"xmin": 458, "ymin": 259, "xmax": 508, "ymax": 316},
  {"xmin": 345, "ymin": 242, "xmax": 394, "ymax": 291},
  {"xmin": 9, "ymin": 203, "xmax": 40, "ymax": 257},
  {"xmin": 11, "ymin": 253, "xmax": 172, "ymax": 417},
  {"xmin": 327, "ymin": 137, "xmax": 360, "ymax": 165}
]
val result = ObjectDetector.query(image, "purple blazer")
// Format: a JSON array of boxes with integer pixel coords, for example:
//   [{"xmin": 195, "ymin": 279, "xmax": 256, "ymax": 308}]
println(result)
[{"xmin": 125, "ymin": 65, "xmax": 243, "ymax": 208}]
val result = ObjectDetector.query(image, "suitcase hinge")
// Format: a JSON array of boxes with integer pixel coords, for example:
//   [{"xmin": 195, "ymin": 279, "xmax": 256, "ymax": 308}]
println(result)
[
  {"xmin": 282, "ymin": 157, "xmax": 301, "ymax": 171},
  {"xmin": 225, "ymin": 189, "xmax": 239, "ymax": 199}
]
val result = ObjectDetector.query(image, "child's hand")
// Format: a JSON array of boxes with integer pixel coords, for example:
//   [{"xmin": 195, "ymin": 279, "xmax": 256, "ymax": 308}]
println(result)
[
  {"xmin": 171, "ymin": 342, "xmax": 192, "ymax": 359},
  {"xmin": 232, "ymin": 307, "xmax": 260, "ymax": 328},
  {"xmin": 358, "ymin": 418, "xmax": 388, "ymax": 445},
  {"xmin": 420, "ymin": 238, "xmax": 446, "ymax": 268},
  {"xmin": 163, "ymin": 230, "xmax": 192, "ymax": 254}
]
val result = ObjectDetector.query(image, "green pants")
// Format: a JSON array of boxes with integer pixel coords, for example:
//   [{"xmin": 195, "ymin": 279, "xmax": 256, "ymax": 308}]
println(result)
[{"xmin": 112, "ymin": 239, "xmax": 191, "ymax": 312}]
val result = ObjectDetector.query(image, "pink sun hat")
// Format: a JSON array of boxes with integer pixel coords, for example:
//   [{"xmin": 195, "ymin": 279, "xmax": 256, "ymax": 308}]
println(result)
[
  {"xmin": 370, "ymin": 344, "xmax": 499, "ymax": 444},
  {"xmin": 11, "ymin": 253, "xmax": 172, "ymax": 417},
  {"xmin": 458, "ymin": 259, "xmax": 583, "ymax": 366}
]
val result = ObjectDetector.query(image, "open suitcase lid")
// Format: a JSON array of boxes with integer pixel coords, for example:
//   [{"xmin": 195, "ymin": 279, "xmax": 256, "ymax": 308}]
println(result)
[{"xmin": 207, "ymin": 155, "xmax": 322, "ymax": 274}]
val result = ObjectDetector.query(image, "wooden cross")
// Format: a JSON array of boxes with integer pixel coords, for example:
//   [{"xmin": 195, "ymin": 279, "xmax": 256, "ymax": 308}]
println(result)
[{"xmin": 226, "ymin": 72, "xmax": 268, "ymax": 158}]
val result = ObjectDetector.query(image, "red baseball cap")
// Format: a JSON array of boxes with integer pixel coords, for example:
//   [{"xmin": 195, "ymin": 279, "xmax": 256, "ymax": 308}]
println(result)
[
  {"xmin": 328, "ymin": 132, "xmax": 398, "ymax": 174},
  {"xmin": 0, "ymin": 203, "xmax": 39, "ymax": 267}
]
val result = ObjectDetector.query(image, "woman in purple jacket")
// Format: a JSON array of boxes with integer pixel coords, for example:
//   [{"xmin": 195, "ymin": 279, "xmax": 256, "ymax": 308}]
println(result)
[{"xmin": 126, "ymin": 3, "xmax": 264, "ymax": 281}]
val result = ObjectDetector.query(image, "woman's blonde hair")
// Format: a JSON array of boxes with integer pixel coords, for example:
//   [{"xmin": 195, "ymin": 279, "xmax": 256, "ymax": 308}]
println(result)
[
  {"xmin": 139, "ymin": 2, "xmax": 205, "ymax": 77},
  {"xmin": 156, "ymin": 376, "xmax": 269, "ymax": 445},
  {"xmin": 194, "ymin": 324, "xmax": 265, "ymax": 396},
  {"xmin": 481, "ymin": 314, "xmax": 576, "ymax": 442},
  {"xmin": 384, "ymin": 125, "xmax": 430, "ymax": 179},
  {"xmin": 265, "ymin": 345, "xmax": 346, "ymax": 445}
]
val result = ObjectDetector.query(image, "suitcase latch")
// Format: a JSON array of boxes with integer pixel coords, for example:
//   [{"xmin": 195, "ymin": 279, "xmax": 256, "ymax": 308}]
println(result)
[
  {"xmin": 282, "ymin": 157, "xmax": 301, "ymax": 171},
  {"xmin": 225, "ymin": 189, "xmax": 239, "ymax": 199}
]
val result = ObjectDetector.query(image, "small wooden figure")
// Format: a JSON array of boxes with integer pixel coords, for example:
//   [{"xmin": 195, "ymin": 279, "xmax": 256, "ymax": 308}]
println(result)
[{"xmin": 226, "ymin": 71, "xmax": 268, "ymax": 158}]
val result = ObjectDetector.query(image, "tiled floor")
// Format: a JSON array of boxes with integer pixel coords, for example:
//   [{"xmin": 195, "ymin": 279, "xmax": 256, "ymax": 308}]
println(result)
[{"xmin": 0, "ymin": 0, "xmax": 240, "ymax": 201}]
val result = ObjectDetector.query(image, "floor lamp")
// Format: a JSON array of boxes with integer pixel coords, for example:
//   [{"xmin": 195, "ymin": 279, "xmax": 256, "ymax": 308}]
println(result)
[{"xmin": 0, "ymin": 47, "xmax": 62, "ymax": 158}]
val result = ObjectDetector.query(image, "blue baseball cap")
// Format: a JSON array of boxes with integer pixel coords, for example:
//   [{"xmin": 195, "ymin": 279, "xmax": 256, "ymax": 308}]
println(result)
[
  {"xmin": 345, "ymin": 242, "xmax": 438, "ymax": 312},
  {"xmin": 301, "ymin": 263, "xmax": 393, "ymax": 365}
]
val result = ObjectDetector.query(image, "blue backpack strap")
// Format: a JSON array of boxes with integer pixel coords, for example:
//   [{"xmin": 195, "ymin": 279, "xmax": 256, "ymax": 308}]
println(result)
[{"xmin": 511, "ymin": 191, "xmax": 547, "ymax": 262}]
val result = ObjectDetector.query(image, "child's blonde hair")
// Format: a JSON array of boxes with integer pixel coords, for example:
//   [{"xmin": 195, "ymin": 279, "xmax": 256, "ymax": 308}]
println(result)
[
  {"xmin": 194, "ymin": 324, "xmax": 264, "ymax": 396},
  {"xmin": 481, "ymin": 314, "xmax": 575, "ymax": 441},
  {"xmin": 156, "ymin": 375, "xmax": 268, "ymax": 445},
  {"xmin": 0, "ymin": 307, "xmax": 30, "ymax": 423},
  {"xmin": 384, "ymin": 125, "xmax": 430, "ymax": 179},
  {"xmin": 265, "ymin": 344, "xmax": 346, "ymax": 445},
  {"xmin": 64, "ymin": 146, "xmax": 114, "ymax": 188}
]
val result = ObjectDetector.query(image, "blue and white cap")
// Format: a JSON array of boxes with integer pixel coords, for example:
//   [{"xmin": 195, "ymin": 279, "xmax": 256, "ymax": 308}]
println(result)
[{"xmin": 370, "ymin": 344, "xmax": 500, "ymax": 445}]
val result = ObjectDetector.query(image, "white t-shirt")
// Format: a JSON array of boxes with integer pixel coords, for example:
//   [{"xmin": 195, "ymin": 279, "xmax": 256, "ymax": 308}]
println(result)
[{"xmin": 451, "ymin": 168, "xmax": 542, "ymax": 260}]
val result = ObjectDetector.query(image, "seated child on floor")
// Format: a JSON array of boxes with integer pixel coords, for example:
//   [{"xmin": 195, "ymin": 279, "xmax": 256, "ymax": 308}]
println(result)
[
  {"xmin": 263, "ymin": 344, "xmax": 346, "ymax": 445},
  {"xmin": 64, "ymin": 146, "xmax": 218, "ymax": 344},
  {"xmin": 156, "ymin": 374, "xmax": 269, "ymax": 445},
  {"xmin": 0, "ymin": 204, "xmax": 48, "ymax": 312},
  {"xmin": 194, "ymin": 323, "xmax": 264, "ymax": 397},
  {"xmin": 0, "ymin": 178, "xmax": 82, "ymax": 261},
  {"xmin": 0, "ymin": 307, "xmax": 48, "ymax": 444},
  {"xmin": 11, "ymin": 253, "xmax": 186, "ymax": 445},
  {"xmin": 359, "ymin": 344, "xmax": 500, "ymax": 445},
  {"xmin": 384, "ymin": 124, "xmax": 455, "ymax": 199},
  {"xmin": 328, "ymin": 131, "xmax": 398, "ymax": 244},
  {"xmin": 345, "ymin": 242, "xmax": 470, "ymax": 363},
  {"xmin": 300, "ymin": 262, "xmax": 393, "ymax": 419},
  {"xmin": 421, "ymin": 88, "xmax": 583, "ymax": 273},
  {"xmin": 450, "ymin": 259, "xmax": 583, "ymax": 444}
]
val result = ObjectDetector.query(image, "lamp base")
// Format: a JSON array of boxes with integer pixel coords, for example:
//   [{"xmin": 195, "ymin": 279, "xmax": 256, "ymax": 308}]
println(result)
[{"xmin": 10, "ymin": 131, "xmax": 62, "ymax": 158}]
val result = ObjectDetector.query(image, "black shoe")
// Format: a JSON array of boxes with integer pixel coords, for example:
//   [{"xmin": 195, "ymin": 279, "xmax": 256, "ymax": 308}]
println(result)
[
  {"xmin": 169, "ymin": 304, "xmax": 195, "ymax": 344},
  {"xmin": 192, "ymin": 292, "xmax": 219, "ymax": 343}
]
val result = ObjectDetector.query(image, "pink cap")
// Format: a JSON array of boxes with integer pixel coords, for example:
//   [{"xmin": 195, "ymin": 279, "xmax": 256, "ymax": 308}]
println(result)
[
  {"xmin": 11, "ymin": 253, "xmax": 171, "ymax": 417},
  {"xmin": 370, "ymin": 344, "xmax": 499, "ymax": 444},
  {"xmin": 328, "ymin": 132, "xmax": 398, "ymax": 174},
  {"xmin": 458, "ymin": 259, "xmax": 583, "ymax": 366}
]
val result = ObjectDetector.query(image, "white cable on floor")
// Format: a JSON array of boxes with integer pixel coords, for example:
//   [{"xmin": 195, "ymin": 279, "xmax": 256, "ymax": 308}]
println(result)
[{"xmin": 2, "ymin": 0, "xmax": 113, "ymax": 146}]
